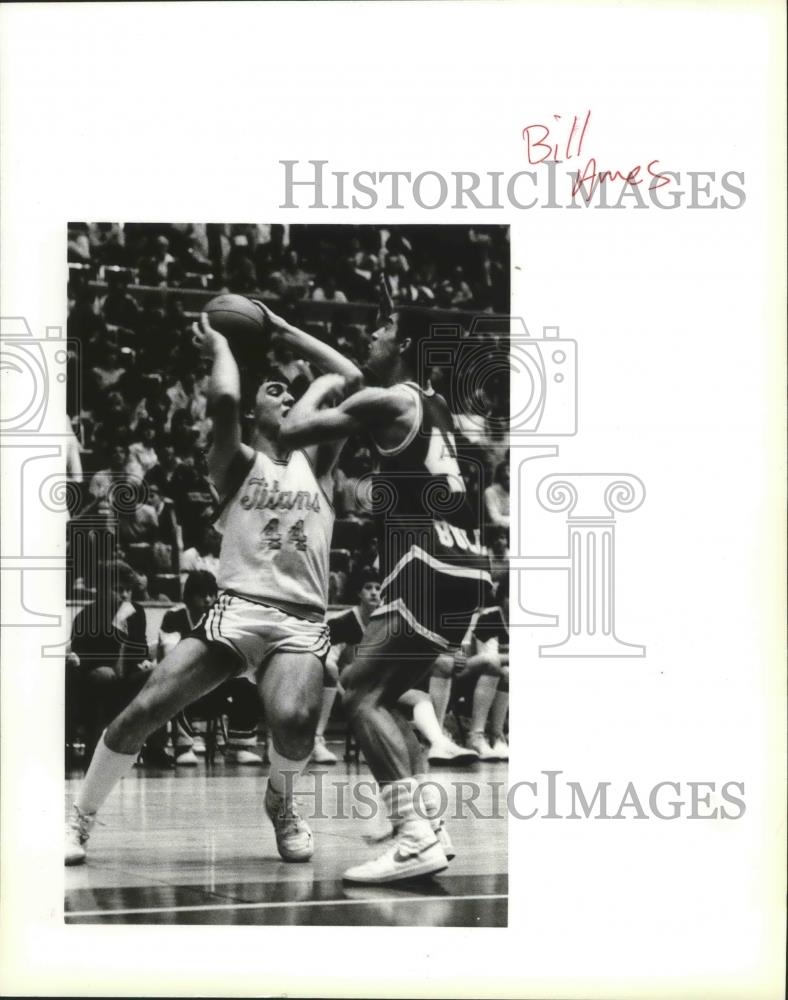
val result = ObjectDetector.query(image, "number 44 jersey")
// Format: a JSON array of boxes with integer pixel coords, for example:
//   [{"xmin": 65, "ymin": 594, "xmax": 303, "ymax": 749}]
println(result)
[
  {"xmin": 214, "ymin": 449, "xmax": 334, "ymax": 622},
  {"xmin": 368, "ymin": 382, "xmax": 493, "ymax": 649}
]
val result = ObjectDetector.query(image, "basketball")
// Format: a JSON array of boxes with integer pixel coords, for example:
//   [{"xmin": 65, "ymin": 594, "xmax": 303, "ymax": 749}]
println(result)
[{"xmin": 204, "ymin": 294, "xmax": 268, "ymax": 361}]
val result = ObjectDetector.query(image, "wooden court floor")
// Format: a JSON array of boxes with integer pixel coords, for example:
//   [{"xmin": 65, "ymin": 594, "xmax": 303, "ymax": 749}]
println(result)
[{"xmin": 65, "ymin": 747, "xmax": 508, "ymax": 927}]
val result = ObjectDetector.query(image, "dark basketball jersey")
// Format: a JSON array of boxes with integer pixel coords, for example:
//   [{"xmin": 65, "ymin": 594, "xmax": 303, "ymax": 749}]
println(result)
[
  {"xmin": 370, "ymin": 382, "xmax": 488, "ymax": 575},
  {"xmin": 367, "ymin": 382, "xmax": 492, "ymax": 649}
]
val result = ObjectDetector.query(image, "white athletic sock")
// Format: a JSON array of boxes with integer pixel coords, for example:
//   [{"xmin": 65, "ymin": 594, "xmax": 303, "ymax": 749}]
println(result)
[
  {"xmin": 412, "ymin": 699, "xmax": 445, "ymax": 747},
  {"xmin": 429, "ymin": 675, "xmax": 452, "ymax": 729},
  {"xmin": 381, "ymin": 778, "xmax": 435, "ymax": 847},
  {"xmin": 267, "ymin": 746, "xmax": 310, "ymax": 798},
  {"xmin": 490, "ymin": 691, "xmax": 509, "ymax": 740},
  {"xmin": 471, "ymin": 674, "xmax": 499, "ymax": 734},
  {"xmin": 75, "ymin": 732, "xmax": 138, "ymax": 815},
  {"xmin": 315, "ymin": 686, "xmax": 338, "ymax": 739},
  {"xmin": 414, "ymin": 773, "xmax": 444, "ymax": 828}
]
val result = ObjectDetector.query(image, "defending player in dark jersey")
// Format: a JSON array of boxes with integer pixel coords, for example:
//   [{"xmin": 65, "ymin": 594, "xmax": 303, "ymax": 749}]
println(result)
[{"xmin": 280, "ymin": 293, "xmax": 496, "ymax": 883}]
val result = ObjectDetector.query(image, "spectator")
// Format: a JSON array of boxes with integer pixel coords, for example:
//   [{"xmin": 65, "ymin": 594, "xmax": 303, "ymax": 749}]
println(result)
[
  {"xmin": 67, "ymin": 224, "xmax": 92, "ymax": 263},
  {"xmin": 144, "ymin": 466, "xmax": 182, "ymax": 574},
  {"xmin": 89, "ymin": 438, "xmax": 144, "ymax": 504},
  {"xmin": 269, "ymin": 249, "xmax": 310, "ymax": 301},
  {"xmin": 487, "ymin": 528, "xmax": 509, "ymax": 588},
  {"xmin": 312, "ymin": 274, "xmax": 348, "ymax": 303},
  {"xmin": 90, "ymin": 342, "xmax": 127, "ymax": 394},
  {"xmin": 484, "ymin": 461, "xmax": 510, "ymax": 530},
  {"xmin": 180, "ymin": 523, "xmax": 221, "ymax": 581},
  {"xmin": 225, "ymin": 236, "xmax": 258, "ymax": 293},
  {"xmin": 139, "ymin": 235, "xmax": 181, "ymax": 287},
  {"xmin": 101, "ymin": 271, "xmax": 141, "ymax": 332},
  {"xmin": 163, "ymin": 571, "xmax": 265, "ymax": 766},
  {"xmin": 128, "ymin": 418, "xmax": 159, "ymax": 474},
  {"xmin": 334, "ymin": 445, "xmax": 375, "ymax": 520},
  {"xmin": 131, "ymin": 374, "xmax": 170, "ymax": 432},
  {"xmin": 66, "ymin": 562, "xmax": 154, "ymax": 762},
  {"xmin": 169, "ymin": 448, "xmax": 217, "ymax": 549},
  {"xmin": 117, "ymin": 491, "xmax": 159, "ymax": 548}
]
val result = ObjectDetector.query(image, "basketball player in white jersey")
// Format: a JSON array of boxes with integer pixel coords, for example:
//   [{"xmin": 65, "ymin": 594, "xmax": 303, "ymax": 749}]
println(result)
[
  {"xmin": 280, "ymin": 299, "xmax": 494, "ymax": 883},
  {"xmin": 66, "ymin": 303, "xmax": 361, "ymax": 866}
]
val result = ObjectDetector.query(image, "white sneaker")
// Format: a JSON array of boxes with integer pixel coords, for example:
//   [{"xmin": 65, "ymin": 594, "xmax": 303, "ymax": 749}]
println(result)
[
  {"xmin": 311, "ymin": 735, "xmax": 338, "ymax": 764},
  {"xmin": 343, "ymin": 836, "xmax": 448, "ymax": 884},
  {"xmin": 225, "ymin": 747, "xmax": 263, "ymax": 765},
  {"xmin": 489, "ymin": 737, "xmax": 509, "ymax": 761},
  {"xmin": 192, "ymin": 735, "xmax": 207, "ymax": 755},
  {"xmin": 428, "ymin": 737, "xmax": 479, "ymax": 767},
  {"xmin": 65, "ymin": 804, "xmax": 96, "ymax": 866},
  {"xmin": 175, "ymin": 748, "xmax": 199, "ymax": 766},
  {"xmin": 264, "ymin": 784, "xmax": 314, "ymax": 862},
  {"xmin": 467, "ymin": 732, "xmax": 498, "ymax": 761}
]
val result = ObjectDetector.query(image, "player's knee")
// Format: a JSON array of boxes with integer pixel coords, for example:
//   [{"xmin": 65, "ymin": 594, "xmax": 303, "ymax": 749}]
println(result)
[
  {"xmin": 271, "ymin": 697, "xmax": 316, "ymax": 736},
  {"xmin": 431, "ymin": 653, "xmax": 455, "ymax": 679}
]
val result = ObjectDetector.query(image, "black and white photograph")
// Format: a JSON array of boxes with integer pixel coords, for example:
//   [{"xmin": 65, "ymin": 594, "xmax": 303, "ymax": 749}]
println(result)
[
  {"xmin": 63, "ymin": 223, "xmax": 511, "ymax": 926},
  {"xmin": 0, "ymin": 3, "xmax": 784, "ymax": 998}
]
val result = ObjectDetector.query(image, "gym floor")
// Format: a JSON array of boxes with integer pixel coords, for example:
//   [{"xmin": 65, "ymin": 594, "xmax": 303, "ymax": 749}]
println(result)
[{"xmin": 65, "ymin": 747, "xmax": 508, "ymax": 927}]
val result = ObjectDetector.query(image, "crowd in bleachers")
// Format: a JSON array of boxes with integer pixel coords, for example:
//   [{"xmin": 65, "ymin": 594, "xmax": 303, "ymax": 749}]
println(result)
[
  {"xmin": 68, "ymin": 223, "xmax": 510, "ymax": 313},
  {"xmin": 66, "ymin": 224, "xmax": 511, "ymax": 608}
]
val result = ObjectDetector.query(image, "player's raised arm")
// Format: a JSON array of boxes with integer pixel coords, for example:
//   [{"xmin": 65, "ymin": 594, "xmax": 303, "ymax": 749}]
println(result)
[
  {"xmin": 192, "ymin": 312, "xmax": 253, "ymax": 495},
  {"xmin": 279, "ymin": 384, "xmax": 413, "ymax": 451},
  {"xmin": 255, "ymin": 301, "xmax": 363, "ymax": 381}
]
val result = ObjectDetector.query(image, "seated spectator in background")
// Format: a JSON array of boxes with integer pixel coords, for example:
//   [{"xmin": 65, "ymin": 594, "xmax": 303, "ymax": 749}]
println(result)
[
  {"xmin": 169, "ymin": 409, "xmax": 200, "ymax": 458},
  {"xmin": 487, "ymin": 528, "xmax": 509, "ymax": 589},
  {"xmin": 383, "ymin": 252, "xmax": 408, "ymax": 302},
  {"xmin": 350, "ymin": 520, "xmax": 380, "ymax": 583},
  {"xmin": 67, "ymin": 562, "xmax": 155, "ymax": 763},
  {"xmin": 153, "ymin": 435, "xmax": 183, "ymax": 496},
  {"xmin": 312, "ymin": 274, "xmax": 348, "ymax": 303},
  {"xmin": 334, "ymin": 445, "xmax": 374, "ymax": 521},
  {"xmin": 101, "ymin": 272, "xmax": 141, "ymax": 332},
  {"xmin": 225, "ymin": 235, "xmax": 258, "ymax": 293},
  {"xmin": 68, "ymin": 224, "xmax": 92, "ymax": 263},
  {"xmin": 144, "ymin": 467, "xmax": 182, "ymax": 576},
  {"xmin": 89, "ymin": 222, "xmax": 127, "ymax": 266},
  {"xmin": 128, "ymin": 418, "xmax": 159, "ymax": 474},
  {"xmin": 180, "ymin": 523, "xmax": 220, "ymax": 581},
  {"xmin": 138, "ymin": 235, "xmax": 182, "ymax": 287},
  {"xmin": 313, "ymin": 568, "xmax": 383, "ymax": 763},
  {"xmin": 161, "ymin": 571, "xmax": 265, "ymax": 766},
  {"xmin": 166, "ymin": 371, "xmax": 206, "ymax": 426},
  {"xmin": 117, "ymin": 489, "xmax": 159, "ymax": 551},
  {"xmin": 484, "ymin": 460, "xmax": 510, "ymax": 530},
  {"xmin": 92, "ymin": 389, "xmax": 132, "ymax": 451},
  {"xmin": 68, "ymin": 285, "xmax": 105, "ymax": 348},
  {"xmin": 131, "ymin": 374, "xmax": 170, "ymax": 432},
  {"xmin": 450, "ymin": 266, "xmax": 474, "ymax": 307},
  {"xmin": 269, "ymin": 248, "xmax": 311, "ymax": 301},
  {"xmin": 399, "ymin": 268, "xmax": 436, "ymax": 307},
  {"xmin": 169, "ymin": 448, "xmax": 218, "ymax": 549},
  {"xmin": 89, "ymin": 342, "xmax": 127, "ymax": 395},
  {"xmin": 89, "ymin": 437, "xmax": 144, "ymax": 504}
]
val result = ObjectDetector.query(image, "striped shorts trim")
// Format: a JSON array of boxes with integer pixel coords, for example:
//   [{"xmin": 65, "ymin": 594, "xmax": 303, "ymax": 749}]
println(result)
[{"xmin": 192, "ymin": 591, "xmax": 330, "ymax": 680}]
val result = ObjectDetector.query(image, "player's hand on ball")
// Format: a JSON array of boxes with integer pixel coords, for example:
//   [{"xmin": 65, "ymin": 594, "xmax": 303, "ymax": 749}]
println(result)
[
  {"xmin": 192, "ymin": 312, "xmax": 227, "ymax": 359},
  {"xmin": 252, "ymin": 300, "xmax": 289, "ymax": 337}
]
